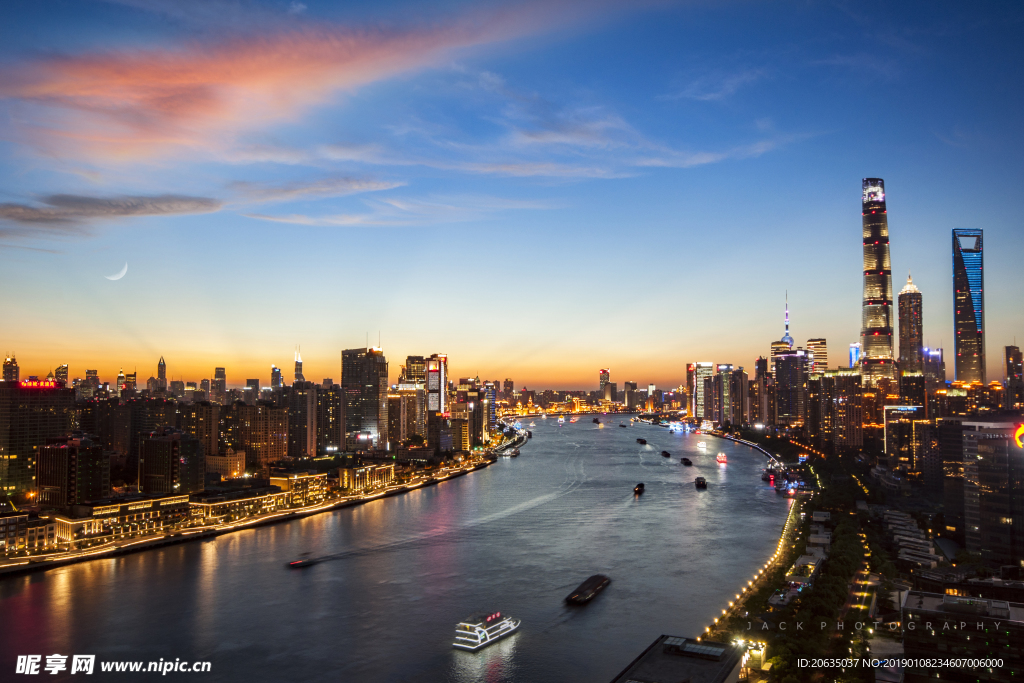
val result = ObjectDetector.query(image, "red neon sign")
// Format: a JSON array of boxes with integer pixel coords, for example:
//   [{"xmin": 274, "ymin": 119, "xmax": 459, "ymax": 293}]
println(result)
[{"xmin": 20, "ymin": 380, "xmax": 57, "ymax": 389}]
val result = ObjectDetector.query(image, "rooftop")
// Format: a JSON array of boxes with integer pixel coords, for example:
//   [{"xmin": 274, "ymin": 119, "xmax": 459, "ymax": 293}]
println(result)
[
  {"xmin": 609, "ymin": 636, "xmax": 742, "ymax": 683},
  {"xmin": 904, "ymin": 591, "xmax": 1024, "ymax": 624}
]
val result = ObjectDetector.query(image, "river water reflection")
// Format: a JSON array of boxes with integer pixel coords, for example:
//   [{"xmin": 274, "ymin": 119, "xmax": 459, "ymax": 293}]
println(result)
[{"xmin": 0, "ymin": 420, "xmax": 792, "ymax": 682}]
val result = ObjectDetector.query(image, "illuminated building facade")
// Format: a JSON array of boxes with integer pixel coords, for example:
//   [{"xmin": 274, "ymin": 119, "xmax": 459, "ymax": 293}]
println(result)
[
  {"xmin": 293, "ymin": 350, "xmax": 304, "ymax": 382},
  {"xmin": 806, "ymin": 338, "xmax": 828, "ymax": 374},
  {"xmin": 599, "ymin": 369, "xmax": 610, "ymax": 396},
  {"xmin": 316, "ymin": 382, "xmax": 344, "ymax": 452},
  {"xmin": 176, "ymin": 401, "xmax": 219, "ymax": 465},
  {"xmin": 139, "ymin": 427, "xmax": 205, "ymax": 495},
  {"xmin": 287, "ymin": 380, "xmax": 318, "ymax": 458},
  {"xmin": 157, "ymin": 356, "xmax": 166, "ymax": 390},
  {"xmin": 961, "ymin": 421, "xmax": 1024, "ymax": 565},
  {"xmin": 426, "ymin": 353, "xmax": 448, "ymax": 415},
  {"xmin": 849, "ymin": 342, "xmax": 861, "ymax": 369},
  {"xmin": 774, "ymin": 348, "xmax": 809, "ymax": 426},
  {"xmin": 860, "ymin": 178, "xmax": 896, "ymax": 386},
  {"xmin": 953, "ymin": 228, "xmax": 986, "ymax": 383},
  {"xmin": 54, "ymin": 364, "xmax": 68, "ymax": 386},
  {"xmin": 898, "ymin": 274, "xmax": 923, "ymax": 373},
  {"xmin": 883, "ymin": 405, "xmax": 929, "ymax": 473},
  {"xmin": 270, "ymin": 365, "xmax": 283, "ymax": 390},
  {"xmin": 342, "ymin": 348, "xmax": 390, "ymax": 449},
  {"xmin": 0, "ymin": 380, "xmax": 75, "ymax": 496},
  {"xmin": 692, "ymin": 362, "xmax": 714, "ymax": 420}
]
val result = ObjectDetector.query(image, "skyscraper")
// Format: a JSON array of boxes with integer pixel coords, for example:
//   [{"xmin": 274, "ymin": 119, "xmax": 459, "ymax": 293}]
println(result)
[
  {"xmin": 952, "ymin": 228, "xmax": 985, "ymax": 383},
  {"xmin": 849, "ymin": 343, "xmax": 861, "ymax": 369},
  {"xmin": 897, "ymin": 273, "xmax": 923, "ymax": 373},
  {"xmin": 157, "ymin": 356, "xmax": 167, "ymax": 390},
  {"xmin": 2, "ymin": 354, "xmax": 18, "ymax": 383},
  {"xmin": 425, "ymin": 354, "xmax": 448, "ymax": 415},
  {"xmin": 54, "ymin": 364, "xmax": 69, "ymax": 386},
  {"xmin": 213, "ymin": 367, "xmax": 226, "ymax": 401},
  {"xmin": 860, "ymin": 178, "xmax": 896, "ymax": 386},
  {"xmin": 342, "ymin": 348, "xmax": 389, "ymax": 449},
  {"xmin": 599, "ymin": 369, "xmax": 610, "ymax": 395},
  {"xmin": 692, "ymin": 362, "xmax": 714, "ymax": 420},
  {"xmin": 403, "ymin": 356, "xmax": 426, "ymax": 383},
  {"xmin": 806, "ymin": 339, "xmax": 828, "ymax": 373},
  {"xmin": 774, "ymin": 348, "xmax": 810, "ymax": 426},
  {"xmin": 294, "ymin": 349, "xmax": 304, "ymax": 382},
  {"xmin": 1005, "ymin": 346, "xmax": 1023, "ymax": 410},
  {"xmin": 270, "ymin": 365, "xmax": 282, "ymax": 390}
]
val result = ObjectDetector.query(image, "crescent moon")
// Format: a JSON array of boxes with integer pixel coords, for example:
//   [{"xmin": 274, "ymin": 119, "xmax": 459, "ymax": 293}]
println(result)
[{"xmin": 105, "ymin": 262, "xmax": 128, "ymax": 281}]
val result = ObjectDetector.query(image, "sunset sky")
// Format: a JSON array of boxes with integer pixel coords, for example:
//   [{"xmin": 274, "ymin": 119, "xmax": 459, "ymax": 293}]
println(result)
[{"xmin": 1, "ymin": 0, "xmax": 1023, "ymax": 389}]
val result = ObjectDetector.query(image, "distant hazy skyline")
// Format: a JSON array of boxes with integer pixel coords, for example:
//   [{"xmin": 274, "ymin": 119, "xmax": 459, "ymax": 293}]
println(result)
[{"xmin": 2, "ymin": 1, "xmax": 1022, "ymax": 389}]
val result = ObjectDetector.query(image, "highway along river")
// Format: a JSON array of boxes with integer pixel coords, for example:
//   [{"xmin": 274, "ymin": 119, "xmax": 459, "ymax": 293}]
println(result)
[{"xmin": 0, "ymin": 419, "xmax": 791, "ymax": 682}]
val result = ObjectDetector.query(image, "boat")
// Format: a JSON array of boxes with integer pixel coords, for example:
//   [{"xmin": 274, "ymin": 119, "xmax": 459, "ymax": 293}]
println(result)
[
  {"xmin": 660, "ymin": 450, "xmax": 671, "ymax": 458},
  {"xmin": 565, "ymin": 574, "xmax": 611, "ymax": 604},
  {"xmin": 529, "ymin": 422, "xmax": 536, "ymax": 427},
  {"xmin": 695, "ymin": 477, "xmax": 707, "ymax": 489},
  {"xmin": 288, "ymin": 555, "xmax": 319, "ymax": 569},
  {"xmin": 557, "ymin": 416, "xmax": 565, "ymax": 424},
  {"xmin": 697, "ymin": 441, "xmax": 707, "ymax": 449},
  {"xmin": 598, "ymin": 423, "xmax": 604, "ymax": 429},
  {"xmin": 761, "ymin": 470, "xmax": 771, "ymax": 481},
  {"xmin": 541, "ymin": 414, "xmax": 548, "ymax": 420},
  {"xmin": 510, "ymin": 449, "xmax": 520, "ymax": 457},
  {"xmin": 527, "ymin": 431, "xmax": 533, "ymax": 438},
  {"xmin": 453, "ymin": 612, "xmax": 521, "ymax": 651},
  {"xmin": 636, "ymin": 438, "xmax": 647, "ymax": 445},
  {"xmin": 634, "ymin": 483, "xmax": 645, "ymax": 495},
  {"xmin": 619, "ymin": 424, "xmax": 628, "ymax": 428},
  {"xmin": 681, "ymin": 457, "xmax": 692, "ymax": 466},
  {"xmin": 716, "ymin": 453, "xmax": 727, "ymax": 464},
  {"xmin": 592, "ymin": 417, "xmax": 600, "ymax": 424},
  {"xmin": 569, "ymin": 417, "xmax": 578, "ymax": 423}
]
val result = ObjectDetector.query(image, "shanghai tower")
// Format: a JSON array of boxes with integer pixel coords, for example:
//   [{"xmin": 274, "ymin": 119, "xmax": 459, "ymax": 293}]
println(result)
[{"xmin": 859, "ymin": 178, "xmax": 895, "ymax": 386}]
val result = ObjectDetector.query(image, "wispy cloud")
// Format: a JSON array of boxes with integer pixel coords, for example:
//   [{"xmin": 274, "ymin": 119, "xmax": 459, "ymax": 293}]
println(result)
[
  {"xmin": 660, "ymin": 67, "xmax": 767, "ymax": 102},
  {"xmin": 228, "ymin": 177, "xmax": 404, "ymax": 203},
  {"xmin": 0, "ymin": 194, "xmax": 221, "ymax": 228},
  {"xmin": 245, "ymin": 193, "xmax": 555, "ymax": 227}
]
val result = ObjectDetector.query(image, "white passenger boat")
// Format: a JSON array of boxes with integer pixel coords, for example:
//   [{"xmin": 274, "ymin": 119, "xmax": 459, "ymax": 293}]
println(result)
[
  {"xmin": 453, "ymin": 612, "xmax": 521, "ymax": 651},
  {"xmin": 697, "ymin": 441, "xmax": 707, "ymax": 449}
]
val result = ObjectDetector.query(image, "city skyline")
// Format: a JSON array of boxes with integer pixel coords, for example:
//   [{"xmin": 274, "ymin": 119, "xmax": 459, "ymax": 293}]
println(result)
[{"xmin": 2, "ymin": 1, "xmax": 1023, "ymax": 388}]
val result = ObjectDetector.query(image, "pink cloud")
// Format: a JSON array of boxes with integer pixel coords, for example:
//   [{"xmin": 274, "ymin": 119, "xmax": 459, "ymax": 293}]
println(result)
[{"xmin": 1, "ymin": 2, "xmax": 634, "ymax": 162}]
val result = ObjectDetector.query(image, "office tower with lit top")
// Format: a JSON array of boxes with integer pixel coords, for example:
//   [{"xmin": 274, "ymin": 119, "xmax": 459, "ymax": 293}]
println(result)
[
  {"xmin": 952, "ymin": 228, "xmax": 985, "ymax": 383},
  {"xmin": 860, "ymin": 178, "xmax": 896, "ymax": 385},
  {"xmin": 599, "ymin": 369, "xmax": 610, "ymax": 396},
  {"xmin": 806, "ymin": 339, "xmax": 827, "ymax": 373},
  {"xmin": 157, "ymin": 356, "xmax": 167, "ymax": 390},
  {"xmin": 898, "ymin": 274, "xmax": 923, "ymax": 373},
  {"xmin": 2, "ymin": 354, "xmax": 18, "ymax": 383}
]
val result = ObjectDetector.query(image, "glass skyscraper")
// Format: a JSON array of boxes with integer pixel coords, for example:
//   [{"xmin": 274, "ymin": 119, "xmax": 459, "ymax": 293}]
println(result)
[
  {"xmin": 860, "ymin": 178, "xmax": 896, "ymax": 386},
  {"xmin": 952, "ymin": 228, "xmax": 985, "ymax": 383}
]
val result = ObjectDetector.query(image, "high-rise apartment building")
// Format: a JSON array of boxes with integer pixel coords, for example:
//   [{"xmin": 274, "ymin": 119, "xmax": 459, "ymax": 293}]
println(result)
[
  {"xmin": 55, "ymin": 364, "xmax": 69, "ymax": 386},
  {"xmin": 287, "ymin": 381, "xmax": 317, "ymax": 458},
  {"xmin": 860, "ymin": 178, "xmax": 896, "ymax": 386},
  {"xmin": 139, "ymin": 427, "xmax": 205, "ymax": 495},
  {"xmin": 952, "ymin": 228, "xmax": 985, "ymax": 383},
  {"xmin": 806, "ymin": 339, "xmax": 828, "ymax": 374},
  {"xmin": 176, "ymin": 401, "xmax": 219, "ymax": 465},
  {"xmin": 37, "ymin": 435, "xmax": 110, "ymax": 508},
  {"xmin": 503, "ymin": 378, "xmax": 514, "ymax": 399},
  {"xmin": 221, "ymin": 402, "xmax": 288, "ymax": 470},
  {"xmin": 316, "ymin": 382, "xmax": 344, "ymax": 452},
  {"xmin": 897, "ymin": 274, "xmax": 923, "ymax": 373}
]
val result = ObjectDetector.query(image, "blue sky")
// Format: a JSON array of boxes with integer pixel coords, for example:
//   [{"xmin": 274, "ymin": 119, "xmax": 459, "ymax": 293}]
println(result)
[{"xmin": 1, "ymin": 0, "xmax": 1022, "ymax": 388}]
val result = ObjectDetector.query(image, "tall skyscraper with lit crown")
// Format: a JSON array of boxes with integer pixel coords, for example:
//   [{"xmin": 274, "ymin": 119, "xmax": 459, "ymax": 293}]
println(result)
[{"xmin": 859, "ymin": 178, "xmax": 896, "ymax": 385}]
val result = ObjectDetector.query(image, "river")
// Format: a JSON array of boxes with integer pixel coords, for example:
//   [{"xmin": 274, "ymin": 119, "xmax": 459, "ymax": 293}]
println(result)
[{"xmin": 0, "ymin": 419, "xmax": 792, "ymax": 682}]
